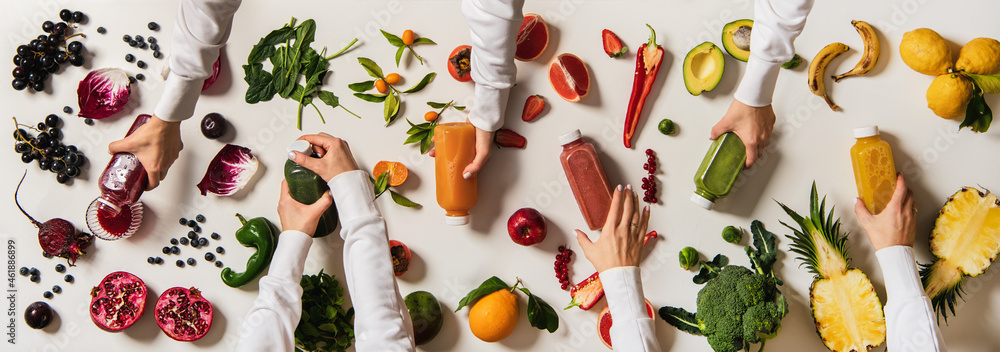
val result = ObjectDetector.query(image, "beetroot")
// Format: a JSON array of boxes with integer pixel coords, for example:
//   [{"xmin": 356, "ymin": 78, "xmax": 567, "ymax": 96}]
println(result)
[
  {"xmin": 155, "ymin": 287, "xmax": 213, "ymax": 341},
  {"xmin": 90, "ymin": 271, "xmax": 147, "ymax": 332},
  {"xmin": 14, "ymin": 172, "xmax": 92, "ymax": 265}
]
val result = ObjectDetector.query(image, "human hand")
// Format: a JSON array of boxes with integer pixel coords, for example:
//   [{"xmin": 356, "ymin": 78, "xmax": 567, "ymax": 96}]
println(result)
[
  {"xmin": 854, "ymin": 174, "xmax": 917, "ymax": 251},
  {"xmin": 575, "ymin": 185, "xmax": 651, "ymax": 273},
  {"xmin": 461, "ymin": 127, "xmax": 494, "ymax": 179},
  {"xmin": 277, "ymin": 180, "xmax": 332, "ymax": 236},
  {"xmin": 287, "ymin": 133, "xmax": 360, "ymax": 182},
  {"xmin": 710, "ymin": 100, "xmax": 776, "ymax": 168},
  {"xmin": 107, "ymin": 115, "xmax": 183, "ymax": 190}
]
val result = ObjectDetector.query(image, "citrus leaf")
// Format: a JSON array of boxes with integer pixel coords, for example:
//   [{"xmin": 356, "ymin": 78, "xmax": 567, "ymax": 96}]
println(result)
[
  {"xmin": 349, "ymin": 80, "xmax": 375, "ymax": 92},
  {"xmin": 519, "ymin": 287, "xmax": 559, "ymax": 333},
  {"xmin": 960, "ymin": 87, "xmax": 993, "ymax": 133},
  {"xmin": 394, "ymin": 46, "xmax": 405, "ymax": 67},
  {"xmin": 419, "ymin": 135, "xmax": 433, "ymax": 154},
  {"xmin": 384, "ymin": 92, "xmax": 399, "ymax": 123},
  {"xmin": 390, "ymin": 190, "xmax": 421, "ymax": 208},
  {"xmin": 427, "ymin": 101, "xmax": 449, "ymax": 109},
  {"xmin": 381, "ymin": 29, "xmax": 404, "ymax": 47},
  {"xmin": 402, "ymin": 72, "xmax": 436, "ymax": 93},
  {"xmin": 454, "ymin": 105, "xmax": 466, "ymax": 111},
  {"xmin": 373, "ymin": 171, "xmax": 389, "ymax": 197},
  {"xmin": 404, "ymin": 130, "xmax": 427, "ymax": 145},
  {"xmin": 353, "ymin": 93, "xmax": 387, "ymax": 103},
  {"xmin": 358, "ymin": 57, "xmax": 384, "ymax": 79},
  {"xmin": 966, "ymin": 73, "xmax": 1000, "ymax": 94},
  {"xmin": 456, "ymin": 277, "xmax": 508, "ymax": 311},
  {"xmin": 413, "ymin": 37, "xmax": 436, "ymax": 45}
]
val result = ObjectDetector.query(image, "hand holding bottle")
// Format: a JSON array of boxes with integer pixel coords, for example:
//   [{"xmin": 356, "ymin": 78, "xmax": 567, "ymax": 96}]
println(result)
[
  {"xmin": 855, "ymin": 173, "xmax": 917, "ymax": 251},
  {"xmin": 710, "ymin": 100, "xmax": 776, "ymax": 168},
  {"xmin": 286, "ymin": 133, "xmax": 359, "ymax": 182},
  {"xmin": 277, "ymin": 180, "xmax": 332, "ymax": 236},
  {"xmin": 575, "ymin": 185, "xmax": 650, "ymax": 273}
]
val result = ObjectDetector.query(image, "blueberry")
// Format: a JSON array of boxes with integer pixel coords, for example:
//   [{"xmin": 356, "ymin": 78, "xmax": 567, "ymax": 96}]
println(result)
[
  {"xmin": 123, "ymin": 34, "xmax": 132, "ymax": 42},
  {"xmin": 179, "ymin": 237, "xmax": 189, "ymax": 245},
  {"xmin": 135, "ymin": 73, "xmax": 144, "ymax": 81},
  {"xmin": 147, "ymin": 257, "xmax": 155, "ymax": 264},
  {"xmin": 211, "ymin": 233, "xmax": 220, "ymax": 240},
  {"xmin": 51, "ymin": 285, "xmax": 61, "ymax": 294},
  {"xmin": 187, "ymin": 258, "xmax": 196, "ymax": 266},
  {"xmin": 176, "ymin": 260, "xmax": 184, "ymax": 268},
  {"xmin": 170, "ymin": 238, "xmax": 178, "ymax": 245},
  {"xmin": 54, "ymin": 264, "xmax": 65, "ymax": 273},
  {"xmin": 128, "ymin": 76, "xmax": 136, "ymax": 84},
  {"xmin": 216, "ymin": 247, "xmax": 224, "ymax": 254},
  {"xmin": 125, "ymin": 54, "xmax": 134, "ymax": 63},
  {"xmin": 43, "ymin": 291, "xmax": 53, "ymax": 299},
  {"xmin": 204, "ymin": 253, "xmax": 215, "ymax": 261},
  {"xmin": 187, "ymin": 231, "xmax": 198, "ymax": 240},
  {"xmin": 138, "ymin": 42, "xmax": 147, "ymax": 50},
  {"xmin": 63, "ymin": 275, "xmax": 73, "ymax": 283},
  {"xmin": 29, "ymin": 268, "xmax": 39, "ymax": 276},
  {"xmin": 97, "ymin": 27, "xmax": 106, "ymax": 34},
  {"xmin": 179, "ymin": 217, "xmax": 187, "ymax": 225},
  {"xmin": 147, "ymin": 22, "xmax": 159, "ymax": 31},
  {"xmin": 84, "ymin": 118, "xmax": 94, "ymax": 126},
  {"xmin": 63, "ymin": 106, "xmax": 72, "ymax": 114},
  {"xmin": 30, "ymin": 275, "xmax": 40, "ymax": 283},
  {"xmin": 150, "ymin": 43, "xmax": 159, "ymax": 51},
  {"xmin": 193, "ymin": 225, "xmax": 201, "ymax": 233},
  {"xmin": 19, "ymin": 267, "xmax": 29, "ymax": 276},
  {"xmin": 187, "ymin": 220, "xmax": 196, "ymax": 227},
  {"xmin": 153, "ymin": 51, "xmax": 162, "ymax": 59},
  {"xmin": 136, "ymin": 61, "xmax": 146, "ymax": 70},
  {"xmin": 195, "ymin": 214, "xmax": 206, "ymax": 223},
  {"xmin": 198, "ymin": 238, "xmax": 208, "ymax": 247},
  {"xmin": 171, "ymin": 246, "xmax": 180, "ymax": 255},
  {"xmin": 162, "ymin": 246, "xmax": 171, "ymax": 254},
  {"xmin": 134, "ymin": 35, "xmax": 143, "ymax": 43},
  {"xmin": 154, "ymin": 257, "xmax": 163, "ymax": 264},
  {"xmin": 147, "ymin": 36, "xmax": 157, "ymax": 44},
  {"xmin": 215, "ymin": 261, "xmax": 223, "ymax": 268},
  {"xmin": 42, "ymin": 251, "xmax": 53, "ymax": 259},
  {"xmin": 129, "ymin": 40, "xmax": 137, "ymax": 47}
]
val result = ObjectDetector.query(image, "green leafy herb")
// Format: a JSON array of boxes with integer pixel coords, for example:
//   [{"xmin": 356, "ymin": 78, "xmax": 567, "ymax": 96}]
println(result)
[
  {"xmin": 381, "ymin": 30, "xmax": 436, "ymax": 66},
  {"xmin": 243, "ymin": 17, "xmax": 360, "ymax": 130},
  {"xmin": 295, "ymin": 270, "xmax": 354, "ymax": 352},
  {"xmin": 693, "ymin": 254, "xmax": 728, "ymax": 284},
  {"xmin": 350, "ymin": 58, "xmax": 435, "ymax": 126},
  {"xmin": 960, "ymin": 84, "xmax": 993, "ymax": 133},
  {"xmin": 369, "ymin": 171, "xmax": 421, "ymax": 208},
  {"xmin": 456, "ymin": 277, "xmax": 559, "ymax": 333}
]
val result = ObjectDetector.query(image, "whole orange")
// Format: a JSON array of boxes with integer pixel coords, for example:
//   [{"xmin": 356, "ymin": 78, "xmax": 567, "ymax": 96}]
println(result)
[{"xmin": 468, "ymin": 289, "xmax": 519, "ymax": 342}]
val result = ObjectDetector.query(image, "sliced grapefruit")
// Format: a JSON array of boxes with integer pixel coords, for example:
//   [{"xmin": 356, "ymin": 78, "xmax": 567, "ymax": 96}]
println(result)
[
  {"xmin": 548, "ymin": 53, "xmax": 590, "ymax": 102},
  {"xmin": 515, "ymin": 13, "xmax": 549, "ymax": 61},
  {"xmin": 597, "ymin": 299, "xmax": 654, "ymax": 349}
]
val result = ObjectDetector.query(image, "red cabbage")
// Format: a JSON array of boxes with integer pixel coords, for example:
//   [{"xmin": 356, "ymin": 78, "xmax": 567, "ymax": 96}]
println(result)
[
  {"xmin": 197, "ymin": 144, "xmax": 259, "ymax": 196},
  {"xmin": 77, "ymin": 68, "xmax": 131, "ymax": 119}
]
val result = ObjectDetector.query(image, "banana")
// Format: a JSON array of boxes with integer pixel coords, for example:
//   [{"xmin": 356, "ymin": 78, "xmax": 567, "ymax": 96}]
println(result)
[
  {"xmin": 833, "ymin": 20, "xmax": 881, "ymax": 82},
  {"xmin": 808, "ymin": 42, "xmax": 850, "ymax": 111}
]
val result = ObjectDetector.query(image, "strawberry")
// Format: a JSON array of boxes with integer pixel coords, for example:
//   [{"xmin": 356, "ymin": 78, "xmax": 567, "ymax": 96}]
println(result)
[
  {"xmin": 494, "ymin": 129, "xmax": 526, "ymax": 149},
  {"xmin": 565, "ymin": 272, "xmax": 604, "ymax": 310},
  {"xmin": 521, "ymin": 95, "xmax": 545, "ymax": 122},
  {"xmin": 602, "ymin": 29, "xmax": 628, "ymax": 58}
]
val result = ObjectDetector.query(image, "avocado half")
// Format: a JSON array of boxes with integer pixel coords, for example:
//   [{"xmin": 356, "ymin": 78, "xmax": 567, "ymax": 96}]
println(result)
[
  {"xmin": 683, "ymin": 42, "xmax": 725, "ymax": 96},
  {"xmin": 722, "ymin": 19, "xmax": 753, "ymax": 62}
]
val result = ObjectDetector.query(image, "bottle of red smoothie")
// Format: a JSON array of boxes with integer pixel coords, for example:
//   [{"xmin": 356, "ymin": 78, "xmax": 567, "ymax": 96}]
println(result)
[
  {"xmin": 559, "ymin": 130, "xmax": 613, "ymax": 230},
  {"xmin": 86, "ymin": 114, "xmax": 150, "ymax": 240}
]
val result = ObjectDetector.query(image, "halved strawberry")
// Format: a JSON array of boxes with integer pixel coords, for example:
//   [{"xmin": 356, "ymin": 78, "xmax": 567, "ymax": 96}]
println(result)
[
  {"xmin": 494, "ymin": 129, "xmax": 526, "ymax": 149},
  {"xmin": 521, "ymin": 95, "xmax": 545, "ymax": 122},
  {"xmin": 566, "ymin": 272, "xmax": 604, "ymax": 310},
  {"xmin": 602, "ymin": 29, "xmax": 628, "ymax": 58}
]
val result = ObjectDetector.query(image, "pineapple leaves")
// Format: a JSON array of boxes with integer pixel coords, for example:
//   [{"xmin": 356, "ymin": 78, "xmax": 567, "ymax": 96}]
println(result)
[
  {"xmin": 658, "ymin": 306, "xmax": 703, "ymax": 336},
  {"xmin": 778, "ymin": 182, "xmax": 850, "ymax": 279}
]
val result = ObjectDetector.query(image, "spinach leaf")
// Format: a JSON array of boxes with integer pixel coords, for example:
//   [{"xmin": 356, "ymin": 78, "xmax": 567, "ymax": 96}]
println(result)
[
  {"xmin": 317, "ymin": 90, "xmax": 340, "ymax": 109},
  {"xmin": 243, "ymin": 63, "xmax": 275, "ymax": 104}
]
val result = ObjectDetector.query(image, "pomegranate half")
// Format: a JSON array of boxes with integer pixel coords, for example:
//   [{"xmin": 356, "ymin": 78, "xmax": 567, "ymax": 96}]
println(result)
[
  {"xmin": 155, "ymin": 287, "xmax": 213, "ymax": 341},
  {"xmin": 90, "ymin": 271, "xmax": 147, "ymax": 332}
]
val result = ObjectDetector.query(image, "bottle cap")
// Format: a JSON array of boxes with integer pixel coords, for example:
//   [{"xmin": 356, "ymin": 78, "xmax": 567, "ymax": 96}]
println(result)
[
  {"xmin": 445, "ymin": 215, "xmax": 470, "ymax": 226},
  {"xmin": 287, "ymin": 140, "xmax": 311, "ymax": 154},
  {"xmin": 854, "ymin": 125, "xmax": 879, "ymax": 138},
  {"xmin": 690, "ymin": 193, "xmax": 716, "ymax": 210},
  {"xmin": 558, "ymin": 129, "xmax": 583, "ymax": 145}
]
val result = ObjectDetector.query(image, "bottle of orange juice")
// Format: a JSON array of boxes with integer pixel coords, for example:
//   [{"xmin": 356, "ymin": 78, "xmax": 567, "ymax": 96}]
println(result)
[
  {"xmin": 851, "ymin": 126, "xmax": 897, "ymax": 215},
  {"xmin": 434, "ymin": 122, "xmax": 478, "ymax": 225}
]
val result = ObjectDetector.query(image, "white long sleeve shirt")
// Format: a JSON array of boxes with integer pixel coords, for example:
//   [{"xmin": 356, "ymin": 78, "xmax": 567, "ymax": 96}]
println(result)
[
  {"xmin": 600, "ymin": 267, "xmax": 662, "ymax": 352},
  {"xmin": 153, "ymin": 0, "xmax": 241, "ymax": 122},
  {"xmin": 462, "ymin": 0, "xmax": 523, "ymax": 132},
  {"xmin": 734, "ymin": 0, "xmax": 815, "ymax": 107},
  {"xmin": 875, "ymin": 246, "xmax": 947, "ymax": 352},
  {"xmin": 236, "ymin": 170, "xmax": 414, "ymax": 351}
]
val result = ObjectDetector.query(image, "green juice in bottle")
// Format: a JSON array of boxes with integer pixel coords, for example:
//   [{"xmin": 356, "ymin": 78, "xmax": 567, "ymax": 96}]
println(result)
[
  {"xmin": 285, "ymin": 140, "xmax": 339, "ymax": 237},
  {"xmin": 691, "ymin": 132, "xmax": 746, "ymax": 210}
]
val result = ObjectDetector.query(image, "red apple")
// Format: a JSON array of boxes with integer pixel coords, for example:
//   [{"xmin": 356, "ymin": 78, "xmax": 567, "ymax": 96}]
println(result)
[
  {"xmin": 507, "ymin": 208, "xmax": 546, "ymax": 246},
  {"xmin": 389, "ymin": 240, "xmax": 411, "ymax": 276}
]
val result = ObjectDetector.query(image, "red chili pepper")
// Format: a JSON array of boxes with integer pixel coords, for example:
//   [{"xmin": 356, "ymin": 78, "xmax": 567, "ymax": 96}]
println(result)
[{"xmin": 623, "ymin": 24, "xmax": 664, "ymax": 148}]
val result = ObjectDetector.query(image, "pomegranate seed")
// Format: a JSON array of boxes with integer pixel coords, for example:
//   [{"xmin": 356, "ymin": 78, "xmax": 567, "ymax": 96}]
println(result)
[{"xmin": 645, "ymin": 149, "xmax": 653, "ymax": 155}]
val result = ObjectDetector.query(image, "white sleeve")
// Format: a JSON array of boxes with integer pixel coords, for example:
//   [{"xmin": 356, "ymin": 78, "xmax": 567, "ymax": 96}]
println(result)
[
  {"xmin": 153, "ymin": 0, "xmax": 241, "ymax": 122},
  {"xmin": 461, "ymin": 0, "xmax": 523, "ymax": 132},
  {"xmin": 733, "ymin": 0, "xmax": 814, "ymax": 107},
  {"xmin": 599, "ymin": 266, "xmax": 661, "ymax": 352},
  {"xmin": 328, "ymin": 170, "xmax": 415, "ymax": 351},
  {"xmin": 235, "ymin": 230, "xmax": 313, "ymax": 352},
  {"xmin": 875, "ymin": 246, "xmax": 948, "ymax": 352}
]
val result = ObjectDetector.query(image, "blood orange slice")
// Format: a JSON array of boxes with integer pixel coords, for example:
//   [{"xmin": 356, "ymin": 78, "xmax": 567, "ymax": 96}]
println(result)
[
  {"xmin": 515, "ymin": 13, "xmax": 549, "ymax": 61},
  {"xmin": 598, "ymin": 299, "xmax": 655, "ymax": 349},
  {"xmin": 548, "ymin": 53, "xmax": 590, "ymax": 102}
]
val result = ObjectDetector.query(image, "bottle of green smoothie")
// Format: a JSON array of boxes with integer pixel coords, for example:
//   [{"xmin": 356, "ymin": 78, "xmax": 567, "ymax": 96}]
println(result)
[
  {"xmin": 285, "ymin": 140, "xmax": 339, "ymax": 237},
  {"xmin": 691, "ymin": 132, "xmax": 747, "ymax": 210}
]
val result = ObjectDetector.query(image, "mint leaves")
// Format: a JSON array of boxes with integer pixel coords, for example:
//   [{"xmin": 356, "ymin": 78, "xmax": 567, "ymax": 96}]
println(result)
[{"xmin": 295, "ymin": 270, "xmax": 354, "ymax": 352}]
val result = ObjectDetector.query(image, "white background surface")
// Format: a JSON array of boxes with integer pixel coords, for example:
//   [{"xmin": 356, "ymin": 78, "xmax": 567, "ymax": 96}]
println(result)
[{"xmin": 3, "ymin": 0, "xmax": 1000, "ymax": 351}]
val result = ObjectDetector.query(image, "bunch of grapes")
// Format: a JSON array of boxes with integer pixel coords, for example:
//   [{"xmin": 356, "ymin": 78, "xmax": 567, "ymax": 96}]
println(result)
[
  {"xmin": 555, "ymin": 245, "xmax": 574, "ymax": 290},
  {"xmin": 11, "ymin": 9, "xmax": 88, "ymax": 92},
  {"xmin": 641, "ymin": 148, "xmax": 658, "ymax": 203},
  {"xmin": 13, "ymin": 114, "xmax": 87, "ymax": 184}
]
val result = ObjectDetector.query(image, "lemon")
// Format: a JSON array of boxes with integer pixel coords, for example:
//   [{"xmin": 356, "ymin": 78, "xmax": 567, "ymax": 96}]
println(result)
[
  {"xmin": 926, "ymin": 74, "xmax": 973, "ymax": 119},
  {"xmin": 900, "ymin": 28, "xmax": 953, "ymax": 76},
  {"xmin": 956, "ymin": 37, "xmax": 1000, "ymax": 75}
]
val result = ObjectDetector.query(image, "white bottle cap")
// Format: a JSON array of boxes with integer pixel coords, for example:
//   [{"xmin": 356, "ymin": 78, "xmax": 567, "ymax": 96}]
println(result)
[
  {"xmin": 558, "ymin": 129, "xmax": 583, "ymax": 145},
  {"xmin": 690, "ymin": 193, "xmax": 716, "ymax": 210},
  {"xmin": 445, "ymin": 215, "xmax": 470, "ymax": 226},
  {"xmin": 854, "ymin": 125, "xmax": 879, "ymax": 138},
  {"xmin": 287, "ymin": 140, "xmax": 311, "ymax": 154}
]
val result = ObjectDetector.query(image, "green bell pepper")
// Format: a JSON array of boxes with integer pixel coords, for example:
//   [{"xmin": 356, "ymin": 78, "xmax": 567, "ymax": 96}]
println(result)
[
  {"xmin": 221, "ymin": 213, "xmax": 278, "ymax": 287},
  {"xmin": 284, "ymin": 159, "xmax": 339, "ymax": 237}
]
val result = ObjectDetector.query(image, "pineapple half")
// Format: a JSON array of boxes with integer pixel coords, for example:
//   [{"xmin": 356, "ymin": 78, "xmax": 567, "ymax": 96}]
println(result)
[
  {"xmin": 779, "ymin": 183, "xmax": 886, "ymax": 352},
  {"xmin": 920, "ymin": 187, "xmax": 1000, "ymax": 323}
]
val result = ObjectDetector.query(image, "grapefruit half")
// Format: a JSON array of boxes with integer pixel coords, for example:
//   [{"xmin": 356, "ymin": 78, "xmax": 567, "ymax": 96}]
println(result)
[
  {"xmin": 515, "ymin": 13, "xmax": 549, "ymax": 61},
  {"xmin": 597, "ymin": 299, "xmax": 654, "ymax": 349},
  {"xmin": 548, "ymin": 53, "xmax": 590, "ymax": 102}
]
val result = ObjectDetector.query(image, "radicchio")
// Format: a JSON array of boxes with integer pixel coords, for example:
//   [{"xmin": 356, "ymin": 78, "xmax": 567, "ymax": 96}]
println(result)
[
  {"xmin": 202, "ymin": 55, "xmax": 221, "ymax": 91},
  {"xmin": 197, "ymin": 144, "xmax": 259, "ymax": 196},
  {"xmin": 77, "ymin": 68, "xmax": 131, "ymax": 119}
]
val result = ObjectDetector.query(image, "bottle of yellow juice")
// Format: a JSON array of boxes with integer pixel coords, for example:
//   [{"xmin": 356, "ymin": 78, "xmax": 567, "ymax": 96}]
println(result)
[{"xmin": 851, "ymin": 126, "xmax": 896, "ymax": 214}]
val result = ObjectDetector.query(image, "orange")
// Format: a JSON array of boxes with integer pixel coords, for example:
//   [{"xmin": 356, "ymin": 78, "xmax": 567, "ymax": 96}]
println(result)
[
  {"xmin": 514, "ymin": 14, "xmax": 549, "ymax": 62},
  {"xmin": 548, "ymin": 53, "xmax": 590, "ymax": 102},
  {"xmin": 375, "ymin": 79, "xmax": 388, "ymax": 94},
  {"xmin": 468, "ymin": 289, "xmax": 519, "ymax": 342},
  {"xmin": 372, "ymin": 161, "xmax": 408, "ymax": 187},
  {"xmin": 385, "ymin": 73, "xmax": 402, "ymax": 85},
  {"xmin": 424, "ymin": 111, "xmax": 439, "ymax": 122},
  {"xmin": 402, "ymin": 30, "xmax": 415, "ymax": 46}
]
